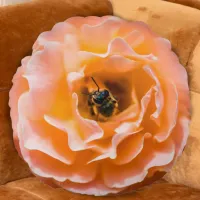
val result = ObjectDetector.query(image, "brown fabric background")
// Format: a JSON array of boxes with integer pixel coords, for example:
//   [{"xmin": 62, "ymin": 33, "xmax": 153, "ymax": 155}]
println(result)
[
  {"xmin": 1, "ymin": 0, "xmax": 200, "ymax": 199},
  {"xmin": 164, "ymin": 0, "xmax": 200, "ymax": 9}
]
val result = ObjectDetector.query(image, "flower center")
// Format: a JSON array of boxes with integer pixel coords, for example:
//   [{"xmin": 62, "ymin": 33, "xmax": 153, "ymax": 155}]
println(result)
[{"xmin": 78, "ymin": 76, "xmax": 133, "ymax": 122}]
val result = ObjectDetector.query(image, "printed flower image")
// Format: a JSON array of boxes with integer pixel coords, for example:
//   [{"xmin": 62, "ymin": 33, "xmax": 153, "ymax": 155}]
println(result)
[{"xmin": 9, "ymin": 16, "xmax": 190, "ymax": 196}]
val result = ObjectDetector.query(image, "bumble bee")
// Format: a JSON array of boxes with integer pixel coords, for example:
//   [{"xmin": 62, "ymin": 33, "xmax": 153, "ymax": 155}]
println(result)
[{"xmin": 84, "ymin": 77, "xmax": 119, "ymax": 121}]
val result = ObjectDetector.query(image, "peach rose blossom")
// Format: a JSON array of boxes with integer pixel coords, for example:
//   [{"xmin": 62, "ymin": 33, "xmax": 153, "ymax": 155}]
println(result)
[{"xmin": 9, "ymin": 16, "xmax": 190, "ymax": 196}]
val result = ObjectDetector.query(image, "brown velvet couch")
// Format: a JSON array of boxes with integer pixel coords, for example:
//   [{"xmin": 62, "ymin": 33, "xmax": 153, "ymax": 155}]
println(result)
[{"xmin": 1, "ymin": 0, "xmax": 200, "ymax": 199}]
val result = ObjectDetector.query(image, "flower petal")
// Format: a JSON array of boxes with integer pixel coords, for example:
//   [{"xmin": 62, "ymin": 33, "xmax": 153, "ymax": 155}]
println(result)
[
  {"xmin": 18, "ymin": 121, "xmax": 97, "ymax": 183},
  {"xmin": 78, "ymin": 37, "xmax": 158, "ymax": 65},
  {"xmin": 171, "ymin": 116, "xmax": 190, "ymax": 157},
  {"xmin": 103, "ymin": 140, "xmax": 175, "ymax": 188},
  {"xmin": 124, "ymin": 30, "xmax": 144, "ymax": 48},
  {"xmin": 144, "ymin": 65, "xmax": 164, "ymax": 125},
  {"xmin": 117, "ymin": 21, "xmax": 157, "ymax": 39},
  {"xmin": 64, "ymin": 34, "xmax": 80, "ymax": 72},
  {"xmin": 154, "ymin": 37, "xmax": 190, "ymax": 114},
  {"xmin": 88, "ymin": 125, "xmax": 143, "ymax": 163},
  {"xmin": 19, "ymin": 117, "xmax": 76, "ymax": 165},
  {"xmin": 66, "ymin": 16, "xmax": 113, "ymax": 29},
  {"xmin": 67, "ymin": 71, "xmax": 84, "ymax": 92},
  {"xmin": 57, "ymin": 179, "xmax": 123, "ymax": 196},
  {"xmin": 44, "ymin": 115, "xmax": 86, "ymax": 151},
  {"xmin": 23, "ymin": 43, "xmax": 64, "ymax": 118},
  {"xmin": 22, "ymin": 150, "xmax": 97, "ymax": 183},
  {"xmin": 9, "ymin": 57, "xmax": 29, "ymax": 135},
  {"xmin": 33, "ymin": 22, "xmax": 76, "ymax": 52},
  {"xmin": 104, "ymin": 55, "xmax": 140, "ymax": 73},
  {"xmin": 113, "ymin": 132, "xmax": 152, "ymax": 165},
  {"xmin": 81, "ymin": 17, "xmax": 121, "ymax": 52},
  {"xmin": 154, "ymin": 80, "xmax": 178, "ymax": 142},
  {"xmin": 72, "ymin": 93, "xmax": 104, "ymax": 143}
]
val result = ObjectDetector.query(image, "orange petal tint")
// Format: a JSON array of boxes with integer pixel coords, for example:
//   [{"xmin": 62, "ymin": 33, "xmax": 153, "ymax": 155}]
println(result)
[{"xmin": 9, "ymin": 16, "xmax": 190, "ymax": 196}]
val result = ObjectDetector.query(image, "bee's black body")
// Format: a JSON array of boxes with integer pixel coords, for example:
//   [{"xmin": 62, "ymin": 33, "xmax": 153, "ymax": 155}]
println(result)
[
  {"xmin": 85, "ymin": 77, "xmax": 118, "ymax": 121},
  {"xmin": 88, "ymin": 89, "xmax": 118, "ymax": 120},
  {"xmin": 98, "ymin": 97, "xmax": 116, "ymax": 117}
]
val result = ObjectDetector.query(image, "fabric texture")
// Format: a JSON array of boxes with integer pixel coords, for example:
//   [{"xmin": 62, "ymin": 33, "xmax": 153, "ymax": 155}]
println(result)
[{"xmin": 1, "ymin": 0, "xmax": 200, "ymax": 199}]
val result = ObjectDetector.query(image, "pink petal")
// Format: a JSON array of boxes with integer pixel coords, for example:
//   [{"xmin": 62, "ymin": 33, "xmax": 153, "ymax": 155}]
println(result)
[
  {"xmin": 154, "ymin": 80, "xmax": 178, "ymax": 142},
  {"xmin": 104, "ymin": 55, "xmax": 139, "ymax": 73},
  {"xmin": 64, "ymin": 34, "xmax": 80, "ymax": 72},
  {"xmin": 23, "ymin": 43, "xmax": 64, "ymax": 118},
  {"xmin": 26, "ymin": 150, "xmax": 97, "ymax": 183},
  {"xmin": 154, "ymin": 37, "xmax": 190, "ymax": 114},
  {"xmin": 67, "ymin": 71, "xmax": 84, "ymax": 92},
  {"xmin": 44, "ymin": 115, "xmax": 86, "ymax": 151},
  {"xmin": 110, "ymin": 125, "xmax": 143, "ymax": 159},
  {"xmin": 117, "ymin": 21, "xmax": 157, "ymax": 39},
  {"xmin": 17, "ymin": 121, "xmax": 97, "ymax": 183},
  {"xmin": 33, "ymin": 22, "xmax": 76, "ymax": 52},
  {"xmin": 171, "ymin": 116, "xmax": 190, "ymax": 157},
  {"xmin": 9, "ymin": 57, "xmax": 29, "ymax": 135},
  {"xmin": 65, "ymin": 17, "xmax": 86, "ymax": 28},
  {"xmin": 26, "ymin": 43, "xmax": 64, "ymax": 83},
  {"xmin": 18, "ymin": 92, "xmax": 43, "ymax": 120},
  {"xmin": 135, "ymin": 87, "xmax": 154, "ymax": 126},
  {"xmin": 144, "ymin": 65, "xmax": 164, "ymax": 125},
  {"xmin": 57, "ymin": 179, "xmax": 123, "ymax": 196},
  {"xmin": 145, "ymin": 140, "xmax": 175, "ymax": 169},
  {"xmin": 88, "ymin": 125, "xmax": 143, "ymax": 163},
  {"xmin": 19, "ymin": 117, "xmax": 76, "ymax": 165},
  {"xmin": 81, "ymin": 17, "xmax": 121, "ymax": 52},
  {"xmin": 103, "ymin": 140, "xmax": 175, "ymax": 188},
  {"xmin": 113, "ymin": 133, "xmax": 152, "ymax": 165},
  {"xmin": 87, "ymin": 138, "xmax": 112, "ymax": 155},
  {"xmin": 66, "ymin": 16, "xmax": 113, "ymax": 29},
  {"xmin": 124, "ymin": 30, "xmax": 144, "ymax": 48},
  {"xmin": 77, "ymin": 37, "xmax": 158, "ymax": 71},
  {"xmin": 107, "ymin": 38, "xmax": 157, "ymax": 61}
]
